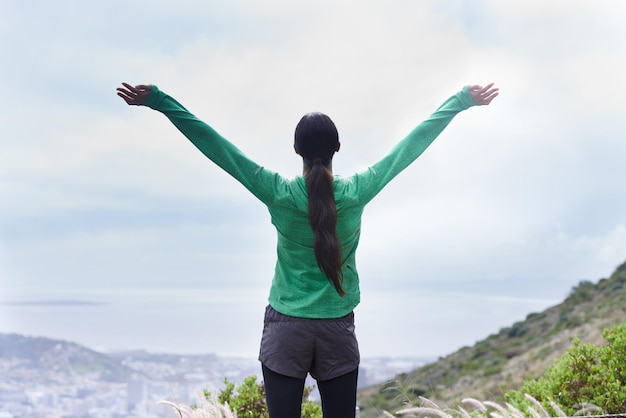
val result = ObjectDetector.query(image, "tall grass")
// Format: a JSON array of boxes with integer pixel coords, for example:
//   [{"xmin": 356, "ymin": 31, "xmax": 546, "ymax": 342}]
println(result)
[
  {"xmin": 158, "ymin": 394, "xmax": 236, "ymax": 418},
  {"xmin": 159, "ymin": 393, "xmax": 581, "ymax": 418},
  {"xmin": 388, "ymin": 394, "xmax": 576, "ymax": 418}
]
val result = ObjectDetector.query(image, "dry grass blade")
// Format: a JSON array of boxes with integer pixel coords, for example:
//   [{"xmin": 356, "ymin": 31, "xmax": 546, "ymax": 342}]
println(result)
[
  {"xmin": 156, "ymin": 402, "xmax": 197, "ymax": 417},
  {"xmin": 419, "ymin": 396, "xmax": 441, "ymax": 409},
  {"xmin": 157, "ymin": 396, "xmax": 237, "ymax": 418},
  {"xmin": 157, "ymin": 400, "xmax": 184, "ymax": 418},
  {"xmin": 548, "ymin": 397, "xmax": 567, "ymax": 417},
  {"xmin": 457, "ymin": 406, "xmax": 472, "ymax": 418},
  {"xmin": 461, "ymin": 398, "xmax": 487, "ymax": 412},
  {"xmin": 505, "ymin": 402, "xmax": 525, "ymax": 418},
  {"xmin": 484, "ymin": 400, "xmax": 510, "ymax": 416},
  {"xmin": 396, "ymin": 406, "xmax": 454, "ymax": 418},
  {"xmin": 524, "ymin": 394, "xmax": 550, "ymax": 418},
  {"xmin": 526, "ymin": 407, "xmax": 543, "ymax": 418}
]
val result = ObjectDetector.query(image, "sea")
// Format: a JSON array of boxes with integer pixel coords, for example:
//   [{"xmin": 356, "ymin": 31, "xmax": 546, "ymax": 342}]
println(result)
[{"xmin": 0, "ymin": 286, "xmax": 561, "ymax": 359}]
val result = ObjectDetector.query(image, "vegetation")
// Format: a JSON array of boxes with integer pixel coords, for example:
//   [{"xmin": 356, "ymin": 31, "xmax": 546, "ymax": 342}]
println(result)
[
  {"xmin": 161, "ymin": 376, "xmax": 323, "ymax": 418},
  {"xmin": 505, "ymin": 322, "xmax": 626, "ymax": 416},
  {"xmin": 158, "ymin": 397, "xmax": 236, "ymax": 418},
  {"xmin": 206, "ymin": 376, "xmax": 268, "ymax": 417},
  {"xmin": 357, "ymin": 259, "xmax": 626, "ymax": 417},
  {"xmin": 384, "ymin": 394, "xmax": 573, "ymax": 418},
  {"xmin": 160, "ymin": 260, "xmax": 626, "ymax": 417},
  {"xmin": 359, "ymin": 323, "xmax": 626, "ymax": 417}
]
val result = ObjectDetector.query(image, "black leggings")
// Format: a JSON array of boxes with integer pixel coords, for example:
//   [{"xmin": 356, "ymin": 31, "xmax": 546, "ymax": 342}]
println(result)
[{"xmin": 262, "ymin": 364, "xmax": 358, "ymax": 418}]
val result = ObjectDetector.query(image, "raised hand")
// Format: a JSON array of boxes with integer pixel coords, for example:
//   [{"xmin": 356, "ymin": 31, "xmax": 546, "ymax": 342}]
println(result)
[
  {"xmin": 117, "ymin": 82, "xmax": 152, "ymax": 106},
  {"xmin": 469, "ymin": 83, "xmax": 499, "ymax": 106}
]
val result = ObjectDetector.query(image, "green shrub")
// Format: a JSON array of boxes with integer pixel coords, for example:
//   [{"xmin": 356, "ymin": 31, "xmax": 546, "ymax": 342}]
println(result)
[
  {"xmin": 505, "ymin": 322, "xmax": 626, "ymax": 415},
  {"xmin": 525, "ymin": 311, "xmax": 546, "ymax": 321},
  {"xmin": 204, "ymin": 375, "xmax": 322, "ymax": 418},
  {"xmin": 565, "ymin": 280, "xmax": 596, "ymax": 304},
  {"xmin": 507, "ymin": 322, "xmax": 528, "ymax": 338}
]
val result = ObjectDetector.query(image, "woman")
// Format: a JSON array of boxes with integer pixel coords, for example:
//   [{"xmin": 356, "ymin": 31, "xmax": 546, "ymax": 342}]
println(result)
[{"xmin": 117, "ymin": 81, "xmax": 498, "ymax": 417}]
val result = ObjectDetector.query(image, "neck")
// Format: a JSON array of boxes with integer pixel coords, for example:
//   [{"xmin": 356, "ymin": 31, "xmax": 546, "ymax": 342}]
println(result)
[{"xmin": 302, "ymin": 160, "xmax": 333, "ymax": 176}]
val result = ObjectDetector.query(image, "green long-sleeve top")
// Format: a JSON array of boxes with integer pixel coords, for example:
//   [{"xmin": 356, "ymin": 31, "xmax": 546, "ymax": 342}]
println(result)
[{"xmin": 142, "ymin": 86, "xmax": 476, "ymax": 318}]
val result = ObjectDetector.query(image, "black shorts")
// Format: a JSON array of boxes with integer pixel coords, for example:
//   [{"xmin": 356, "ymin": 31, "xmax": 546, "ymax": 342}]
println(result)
[{"xmin": 258, "ymin": 305, "xmax": 360, "ymax": 381}]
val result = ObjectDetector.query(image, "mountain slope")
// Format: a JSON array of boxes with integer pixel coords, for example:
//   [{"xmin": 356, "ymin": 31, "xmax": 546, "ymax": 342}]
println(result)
[
  {"xmin": 0, "ymin": 333, "xmax": 133, "ymax": 383},
  {"xmin": 357, "ymin": 260, "xmax": 626, "ymax": 417}
]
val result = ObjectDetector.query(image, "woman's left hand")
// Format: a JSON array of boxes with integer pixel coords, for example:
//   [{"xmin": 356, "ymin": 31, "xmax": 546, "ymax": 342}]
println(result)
[{"xmin": 117, "ymin": 82, "xmax": 152, "ymax": 105}]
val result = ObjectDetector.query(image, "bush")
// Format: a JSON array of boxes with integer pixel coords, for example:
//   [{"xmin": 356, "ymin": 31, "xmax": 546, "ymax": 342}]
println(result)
[
  {"xmin": 204, "ymin": 375, "xmax": 322, "ymax": 418},
  {"xmin": 507, "ymin": 322, "xmax": 528, "ymax": 338},
  {"xmin": 505, "ymin": 322, "xmax": 626, "ymax": 415},
  {"xmin": 564, "ymin": 280, "xmax": 595, "ymax": 305}
]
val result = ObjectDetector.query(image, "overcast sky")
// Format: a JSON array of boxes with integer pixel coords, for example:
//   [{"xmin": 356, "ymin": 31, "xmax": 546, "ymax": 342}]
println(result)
[{"xmin": 1, "ymin": 0, "xmax": 626, "ymax": 358}]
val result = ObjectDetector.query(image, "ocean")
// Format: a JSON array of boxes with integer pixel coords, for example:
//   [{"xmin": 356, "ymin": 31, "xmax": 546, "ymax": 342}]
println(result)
[{"xmin": 0, "ymin": 286, "xmax": 560, "ymax": 358}]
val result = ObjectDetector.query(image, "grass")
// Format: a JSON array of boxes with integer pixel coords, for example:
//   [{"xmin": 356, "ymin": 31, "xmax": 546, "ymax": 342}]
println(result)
[
  {"xmin": 158, "ymin": 394, "xmax": 237, "ymax": 418},
  {"xmin": 159, "ymin": 392, "xmax": 594, "ymax": 418},
  {"xmin": 382, "ymin": 394, "xmax": 582, "ymax": 418}
]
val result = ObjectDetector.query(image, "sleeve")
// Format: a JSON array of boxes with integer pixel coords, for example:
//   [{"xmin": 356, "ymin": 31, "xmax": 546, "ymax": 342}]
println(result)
[
  {"xmin": 142, "ymin": 85, "xmax": 279, "ymax": 204},
  {"xmin": 354, "ymin": 86, "xmax": 477, "ymax": 204}
]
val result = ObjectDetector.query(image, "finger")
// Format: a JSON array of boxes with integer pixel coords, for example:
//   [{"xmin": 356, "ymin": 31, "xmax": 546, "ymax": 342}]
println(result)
[
  {"xmin": 116, "ymin": 87, "xmax": 131, "ymax": 96},
  {"xmin": 117, "ymin": 89, "xmax": 142, "ymax": 105},
  {"xmin": 122, "ymin": 82, "xmax": 140, "ymax": 94},
  {"xmin": 479, "ymin": 83, "xmax": 494, "ymax": 94},
  {"xmin": 482, "ymin": 88, "xmax": 499, "ymax": 98},
  {"xmin": 116, "ymin": 91, "xmax": 133, "ymax": 105},
  {"xmin": 485, "ymin": 88, "xmax": 499, "ymax": 99},
  {"xmin": 116, "ymin": 88, "xmax": 133, "ymax": 99},
  {"xmin": 482, "ymin": 91, "xmax": 499, "ymax": 105}
]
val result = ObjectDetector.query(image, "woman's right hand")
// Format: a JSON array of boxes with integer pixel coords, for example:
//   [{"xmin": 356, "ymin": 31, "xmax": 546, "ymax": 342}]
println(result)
[
  {"xmin": 117, "ymin": 82, "xmax": 152, "ymax": 106},
  {"xmin": 469, "ymin": 83, "xmax": 499, "ymax": 106}
]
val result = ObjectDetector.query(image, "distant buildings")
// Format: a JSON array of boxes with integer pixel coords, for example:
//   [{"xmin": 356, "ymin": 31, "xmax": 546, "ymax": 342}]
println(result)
[{"xmin": 0, "ymin": 333, "xmax": 431, "ymax": 417}]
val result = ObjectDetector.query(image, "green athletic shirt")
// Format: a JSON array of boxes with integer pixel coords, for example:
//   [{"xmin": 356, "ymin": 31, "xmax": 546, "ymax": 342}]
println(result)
[{"xmin": 142, "ymin": 86, "xmax": 476, "ymax": 319}]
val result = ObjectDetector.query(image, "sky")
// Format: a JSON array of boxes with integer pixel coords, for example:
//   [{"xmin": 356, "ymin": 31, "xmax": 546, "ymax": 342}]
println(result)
[{"xmin": 1, "ymin": 0, "xmax": 626, "ymax": 359}]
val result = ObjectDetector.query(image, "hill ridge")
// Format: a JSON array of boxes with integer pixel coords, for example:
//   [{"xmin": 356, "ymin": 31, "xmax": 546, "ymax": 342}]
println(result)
[{"xmin": 356, "ymin": 259, "xmax": 626, "ymax": 417}]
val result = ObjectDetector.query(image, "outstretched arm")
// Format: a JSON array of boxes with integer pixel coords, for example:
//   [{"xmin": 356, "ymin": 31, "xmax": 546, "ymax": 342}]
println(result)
[
  {"xmin": 115, "ymin": 82, "xmax": 279, "ymax": 204},
  {"xmin": 358, "ymin": 82, "xmax": 499, "ymax": 203}
]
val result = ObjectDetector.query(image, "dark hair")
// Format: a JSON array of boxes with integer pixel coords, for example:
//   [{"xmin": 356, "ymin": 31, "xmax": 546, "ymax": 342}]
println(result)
[{"xmin": 294, "ymin": 112, "xmax": 344, "ymax": 296}]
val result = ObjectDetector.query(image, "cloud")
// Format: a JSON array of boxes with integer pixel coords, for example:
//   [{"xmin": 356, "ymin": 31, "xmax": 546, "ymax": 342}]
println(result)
[{"xmin": 1, "ymin": 0, "xmax": 626, "ymax": 355}]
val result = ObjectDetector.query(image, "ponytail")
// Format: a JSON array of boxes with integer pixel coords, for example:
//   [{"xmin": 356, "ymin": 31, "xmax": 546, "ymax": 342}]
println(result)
[
  {"xmin": 295, "ymin": 112, "xmax": 344, "ymax": 296},
  {"xmin": 305, "ymin": 158, "xmax": 344, "ymax": 296}
]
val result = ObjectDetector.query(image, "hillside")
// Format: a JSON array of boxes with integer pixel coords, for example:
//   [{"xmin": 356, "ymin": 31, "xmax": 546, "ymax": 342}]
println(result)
[
  {"xmin": 357, "ymin": 259, "xmax": 626, "ymax": 417},
  {"xmin": 0, "ymin": 335, "xmax": 259, "ymax": 417},
  {"xmin": 0, "ymin": 333, "xmax": 133, "ymax": 383}
]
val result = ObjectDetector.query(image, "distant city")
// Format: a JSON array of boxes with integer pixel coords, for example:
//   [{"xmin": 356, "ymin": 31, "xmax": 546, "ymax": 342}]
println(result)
[{"xmin": 0, "ymin": 333, "xmax": 433, "ymax": 418}]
